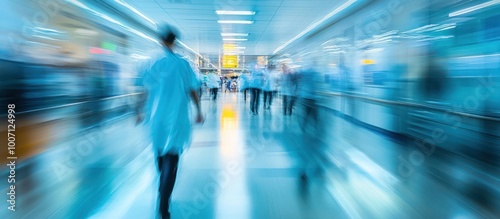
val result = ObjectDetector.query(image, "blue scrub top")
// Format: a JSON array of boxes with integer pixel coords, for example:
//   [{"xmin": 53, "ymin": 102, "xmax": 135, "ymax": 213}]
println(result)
[{"xmin": 139, "ymin": 48, "xmax": 199, "ymax": 156}]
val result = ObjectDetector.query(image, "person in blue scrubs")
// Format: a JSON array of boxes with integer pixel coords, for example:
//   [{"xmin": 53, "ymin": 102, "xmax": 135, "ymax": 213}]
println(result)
[
  {"xmin": 280, "ymin": 63, "xmax": 298, "ymax": 116},
  {"xmin": 207, "ymin": 71, "xmax": 221, "ymax": 100},
  {"xmin": 135, "ymin": 25, "xmax": 204, "ymax": 219},
  {"xmin": 249, "ymin": 64, "xmax": 265, "ymax": 115},
  {"xmin": 263, "ymin": 65, "xmax": 278, "ymax": 110},
  {"xmin": 238, "ymin": 71, "xmax": 249, "ymax": 101}
]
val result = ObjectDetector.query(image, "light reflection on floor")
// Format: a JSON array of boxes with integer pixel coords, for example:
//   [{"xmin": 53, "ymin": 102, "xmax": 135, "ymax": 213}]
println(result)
[{"xmin": 217, "ymin": 103, "xmax": 250, "ymax": 219}]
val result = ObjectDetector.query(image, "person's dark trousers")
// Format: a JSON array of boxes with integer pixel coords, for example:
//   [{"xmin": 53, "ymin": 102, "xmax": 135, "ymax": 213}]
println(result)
[
  {"xmin": 250, "ymin": 88, "xmax": 261, "ymax": 114},
  {"xmin": 302, "ymin": 98, "xmax": 318, "ymax": 129},
  {"xmin": 283, "ymin": 95, "xmax": 295, "ymax": 115},
  {"xmin": 158, "ymin": 153, "xmax": 180, "ymax": 219},
  {"xmin": 263, "ymin": 91, "xmax": 273, "ymax": 109},
  {"xmin": 210, "ymin": 88, "xmax": 218, "ymax": 100},
  {"xmin": 243, "ymin": 89, "xmax": 248, "ymax": 101}
]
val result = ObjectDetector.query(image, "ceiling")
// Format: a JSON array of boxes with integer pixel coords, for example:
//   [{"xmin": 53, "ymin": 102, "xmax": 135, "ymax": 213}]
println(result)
[{"xmin": 119, "ymin": 0, "xmax": 349, "ymax": 56}]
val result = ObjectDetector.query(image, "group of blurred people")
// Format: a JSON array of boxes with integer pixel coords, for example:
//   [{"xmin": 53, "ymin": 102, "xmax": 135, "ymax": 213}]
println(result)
[
  {"xmin": 238, "ymin": 61, "xmax": 325, "ymax": 182},
  {"xmin": 198, "ymin": 61, "xmax": 322, "ymax": 121},
  {"xmin": 203, "ymin": 71, "xmax": 241, "ymax": 101},
  {"xmin": 193, "ymin": 61, "xmax": 325, "ymax": 184},
  {"xmin": 234, "ymin": 62, "xmax": 319, "ymax": 119}
]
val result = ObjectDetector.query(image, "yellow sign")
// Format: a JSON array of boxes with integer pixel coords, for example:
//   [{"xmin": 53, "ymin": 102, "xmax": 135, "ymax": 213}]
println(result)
[
  {"xmin": 223, "ymin": 55, "xmax": 238, "ymax": 68},
  {"xmin": 361, "ymin": 59, "xmax": 376, "ymax": 65}
]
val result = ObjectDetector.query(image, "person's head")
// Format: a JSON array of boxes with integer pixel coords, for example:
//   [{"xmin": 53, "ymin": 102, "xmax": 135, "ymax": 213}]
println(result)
[{"xmin": 159, "ymin": 25, "xmax": 179, "ymax": 49}]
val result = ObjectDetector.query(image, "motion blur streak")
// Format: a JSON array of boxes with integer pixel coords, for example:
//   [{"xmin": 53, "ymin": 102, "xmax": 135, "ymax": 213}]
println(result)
[{"xmin": 0, "ymin": 0, "xmax": 499, "ymax": 218}]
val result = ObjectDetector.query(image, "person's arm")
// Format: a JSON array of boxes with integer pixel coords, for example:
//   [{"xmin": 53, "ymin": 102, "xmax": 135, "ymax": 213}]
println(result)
[
  {"xmin": 190, "ymin": 89, "xmax": 204, "ymax": 124},
  {"xmin": 135, "ymin": 60, "xmax": 155, "ymax": 125},
  {"xmin": 135, "ymin": 88, "xmax": 148, "ymax": 125}
]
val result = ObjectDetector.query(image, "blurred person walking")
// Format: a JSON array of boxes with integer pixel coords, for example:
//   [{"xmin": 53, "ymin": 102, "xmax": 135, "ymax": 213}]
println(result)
[
  {"xmin": 208, "ymin": 71, "xmax": 221, "ymax": 101},
  {"xmin": 226, "ymin": 77, "xmax": 232, "ymax": 93},
  {"xmin": 421, "ymin": 52, "xmax": 447, "ymax": 101},
  {"xmin": 297, "ymin": 61, "xmax": 327, "ymax": 182},
  {"xmin": 299, "ymin": 63, "xmax": 320, "ymax": 131},
  {"xmin": 249, "ymin": 64, "xmax": 265, "ymax": 115},
  {"xmin": 263, "ymin": 65, "xmax": 278, "ymax": 110},
  {"xmin": 338, "ymin": 55, "xmax": 355, "ymax": 115},
  {"xmin": 238, "ymin": 71, "xmax": 249, "ymax": 101},
  {"xmin": 281, "ymin": 63, "xmax": 298, "ymax": 116},
  {"xmin": 135, "ymin": 25, "xmax": 204, "ymax": 219},
  {"xmin": 196, "ymin": 69, "xmax": 204, "ymax": 99}
]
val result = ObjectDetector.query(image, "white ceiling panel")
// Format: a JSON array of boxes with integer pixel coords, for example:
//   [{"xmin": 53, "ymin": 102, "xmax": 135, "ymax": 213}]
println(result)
[{"xmin": 115, "ymin": 0, "xmax": 354, "ymax": 55}]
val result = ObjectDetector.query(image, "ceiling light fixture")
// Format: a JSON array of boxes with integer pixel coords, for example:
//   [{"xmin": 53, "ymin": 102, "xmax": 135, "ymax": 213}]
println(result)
[
  {"xmin": 216, "ymin": 10, "xmax": 256, "ymax": 15},
  {"xmin": 221, "ymin": 33, "xmax": 249, "ymax": 37},
  {"xmin": 218, "ymin": 20, "xmax": 254, "ymax": 24},
  {"xmin": 224, "ymin": 48, "xmax": 245, "ymax": 52},
  {"xmin": 449, "ymin": 0, "xmax": 500, "ymax": 17},
  {"xmin": 224, "ymin": 51, "xmax": 245, "ymax": 55},
  {"xmin": 323, "ymin": 45, "xmax": 340, "ymax": 49},
  {"xmin": 273, "ymin": 0, "xmax": 358, "ymax": 54},
  {"xmin": 223, "ymin": 38, "xmax": 248, "ymax": 41}
]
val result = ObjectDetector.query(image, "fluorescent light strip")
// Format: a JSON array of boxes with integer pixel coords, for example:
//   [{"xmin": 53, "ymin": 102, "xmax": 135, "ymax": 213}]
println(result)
[
  {"xmin": 436, "ymin": 26, "xmax": 456, "ymax": 31},
  {"xmin": 32, "ymin": 35, "xmax": 62, "ymax": 41},
  {"xmin": 66, "ymin": 0, "xmax": 91, "ymax": 10},
  {"xmin": 365, "ymin": 48, "xmax": 384, "ymax": 53},
  {"xmin": 224, "ymin": 51, "xmax": 245, "ymax": 55},
  {"xmin": 216, "ymin": 10, "xmax": 255, "ymax": 15},
  {"xmin": 131, "ymin": 53, "xmax": 151, "ymax": 59},
  {"xmin": 273, "ymin": 0, "xmax": 357, "ymax": 54},
  {"xmin": 34, "ymin": 27, "xmax": 65, "ymax": 34},
  {"xmin": 224, "ymin": 49, "xmax": 245, "ymax": 52},
  {"xmin": 115, "ymin": 0, "xmax": 156, "ymax": 26},
  {"xmin": 221, "ymin": 33, "xmax": 249, "ymax": 36},
  {"xmin": 323, "ymin": 45, "xmax": 339, "ymax": 49},
  {"xmin": 456, "ymin": 53, "xmax": 500, "ymax": 59},
  {"xmin": 223, "ymin": 38, "xmax": 248, "ymax": 41},
  {"xmin": 324, "ymin": 49, "xmax": 342, "ymax": 52},
  {"xmin": 218, "ymin": 20, "xmax": 254, "ymax": 24},
  {"xmin": 176, "ymin": 40, "xmax": 203, "ymax": 58},
  {"xmin": 449, "ymin": 0, "xmax": 500, "ymax": 17}
]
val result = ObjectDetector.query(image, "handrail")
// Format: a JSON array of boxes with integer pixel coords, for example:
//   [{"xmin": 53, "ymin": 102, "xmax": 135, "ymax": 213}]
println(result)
[
  {"xmin": 14, "ymin": 92, "xmax": 142, "ymax": 116},
  {"xmin": 318, "ymin": 91, "xmax": 500, "ymax": 122}
]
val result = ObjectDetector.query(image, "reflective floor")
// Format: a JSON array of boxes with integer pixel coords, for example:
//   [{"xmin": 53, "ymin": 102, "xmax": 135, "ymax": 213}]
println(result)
[{"xmin": 1, "ymin": 92, "xmax": 499, "ymax": 219}]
